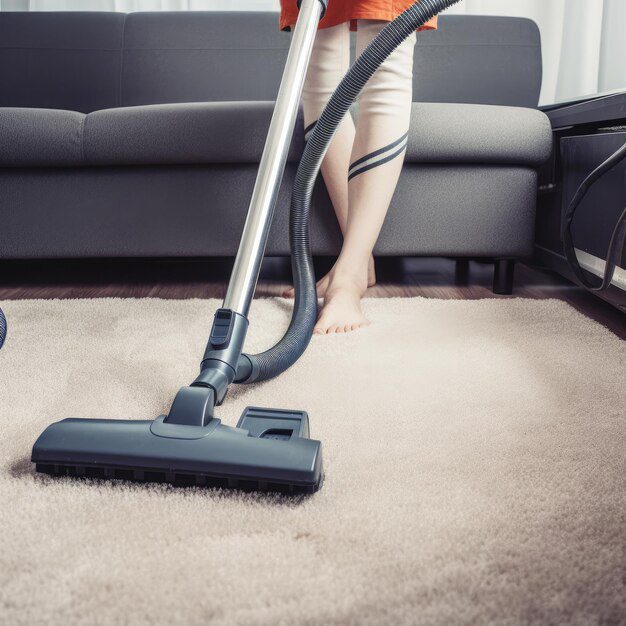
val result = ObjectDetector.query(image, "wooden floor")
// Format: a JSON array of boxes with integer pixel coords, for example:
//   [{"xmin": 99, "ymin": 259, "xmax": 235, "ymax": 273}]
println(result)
[{"xmin": 0, "ymin": 257, "xmax": 623, "ymax": 338}]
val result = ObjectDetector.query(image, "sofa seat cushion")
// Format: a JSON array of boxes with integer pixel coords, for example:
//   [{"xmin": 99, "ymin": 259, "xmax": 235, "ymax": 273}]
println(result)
[
  {"xmin": 0, "ymin": 101, "xmax": 551, "ymax": 169},
  {"xmin": 406, "ymin": 103, "xmax": 552, "ymax": 166},
  {"xmin": 0, "ymin": 108, "xmax": 85, "ymax": 167},
  {"xmin": 0, "ymin": 102, "xmax": 304, "ymax": 168},
  {"xmin": 84, "ymin": 102, "xmax": 304, "ymax": 165}
]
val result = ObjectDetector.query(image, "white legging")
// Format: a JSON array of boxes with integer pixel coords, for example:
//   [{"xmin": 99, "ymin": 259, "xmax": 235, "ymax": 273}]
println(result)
[{"xmin": 301, "ymin": 20, "xmax": 416, "ymax": 263}]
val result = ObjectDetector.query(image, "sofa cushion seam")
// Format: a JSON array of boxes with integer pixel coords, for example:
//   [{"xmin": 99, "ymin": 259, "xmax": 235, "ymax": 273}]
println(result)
[
  {"xmin": 118, "ymin": 14, "xmax": 127, "ymax": 108},
  {"xmin": 79, "ymin": 114, "xmax": 87, "ymax": 164}
]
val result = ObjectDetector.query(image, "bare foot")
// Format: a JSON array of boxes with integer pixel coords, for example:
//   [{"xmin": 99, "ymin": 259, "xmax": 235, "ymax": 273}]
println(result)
[
  {"xmin": 283, "ymin": 257, "xmax": 376, "ymax": 298},
  {"xmin": 313, "ymin": 273, "xmax": 369, "ymax": 334},
  {"xmin": 282, "ymin": 271, "xmax": 333, "ymax": 300}
]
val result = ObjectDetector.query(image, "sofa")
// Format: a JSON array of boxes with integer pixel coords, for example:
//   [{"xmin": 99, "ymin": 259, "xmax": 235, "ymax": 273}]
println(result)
[{"xmin": 0, "ymin": 11, "xmax": 552, "ymax": 293}]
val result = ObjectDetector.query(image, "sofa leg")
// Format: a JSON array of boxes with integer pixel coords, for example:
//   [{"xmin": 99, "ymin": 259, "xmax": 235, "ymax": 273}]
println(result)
[
  {"xmin": 455, "ymin": 259, "xmax": 470, "ymax": 286},
  {"xmin": 493, "ymin": 259, "xmax": 515, "ymax": 295}
]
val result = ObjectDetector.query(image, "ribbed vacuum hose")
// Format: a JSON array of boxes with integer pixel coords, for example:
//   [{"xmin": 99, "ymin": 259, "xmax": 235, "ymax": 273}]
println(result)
[
  {"xmin": 241, "ymin": 0, "xmax": 461, "ymax": 383},
  {"xmin": 0, "ymin": 308, "xmax": 5, "ymax": 349}
]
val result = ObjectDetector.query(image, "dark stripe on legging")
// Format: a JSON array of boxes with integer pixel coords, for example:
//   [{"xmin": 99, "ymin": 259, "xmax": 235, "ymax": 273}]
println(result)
[
  {"xmin": 348, "ymin": 132, "xmax": 409, "ymax": 171},
  {"xmin": 348, "ymin": 143, "xmax": 408, "ymax": 182}
]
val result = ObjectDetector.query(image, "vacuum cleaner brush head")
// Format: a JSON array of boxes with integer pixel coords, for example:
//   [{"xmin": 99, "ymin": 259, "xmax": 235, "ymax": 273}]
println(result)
[{"xmin": 32, "ymin": 407, "xmax": 323, "ymax": 495}]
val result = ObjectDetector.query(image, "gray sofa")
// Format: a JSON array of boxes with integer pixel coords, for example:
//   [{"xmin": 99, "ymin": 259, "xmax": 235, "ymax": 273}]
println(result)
[{"xmin": 0, "ymin": 11, "xmax": 552, "ymax": 292}]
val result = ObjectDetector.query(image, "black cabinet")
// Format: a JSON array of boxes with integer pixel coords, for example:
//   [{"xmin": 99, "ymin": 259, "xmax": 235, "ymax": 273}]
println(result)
[{"xmin": 536, "ymin": 91, "xmax": 626, "ymax": 312}]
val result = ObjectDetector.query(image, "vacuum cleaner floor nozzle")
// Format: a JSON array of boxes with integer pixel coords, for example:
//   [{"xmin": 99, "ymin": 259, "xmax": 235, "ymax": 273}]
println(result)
[{"xmin": 32, "ymin": 407, "xmax": 323, "ymax": 495}]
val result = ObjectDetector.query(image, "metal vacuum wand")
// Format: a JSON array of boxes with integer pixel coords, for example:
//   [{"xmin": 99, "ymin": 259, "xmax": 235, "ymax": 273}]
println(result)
[
  {"xmin": 224, "ymin": 0, "xmax": 326, "ymax": 317},
  {"xmin": 167, "ymin": 0, "xmax": 329, "ymax": 418}
]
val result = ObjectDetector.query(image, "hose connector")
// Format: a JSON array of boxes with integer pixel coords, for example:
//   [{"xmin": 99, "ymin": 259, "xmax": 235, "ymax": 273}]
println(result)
[{"xmin": 235, "ymin": 353, "xmax": 261, "ymax": 384}]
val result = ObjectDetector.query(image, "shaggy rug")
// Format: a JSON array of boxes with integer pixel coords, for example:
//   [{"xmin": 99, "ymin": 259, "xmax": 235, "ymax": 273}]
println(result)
[{"xmin": 0, "ymin": 297, "xmax": 624, "ymax": 626}]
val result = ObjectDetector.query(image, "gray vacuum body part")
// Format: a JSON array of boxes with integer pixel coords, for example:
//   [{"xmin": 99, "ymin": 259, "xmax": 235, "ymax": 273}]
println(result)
[{"xmin": 33, "ymin": 407, "xmax": 322, "ymax": 494}]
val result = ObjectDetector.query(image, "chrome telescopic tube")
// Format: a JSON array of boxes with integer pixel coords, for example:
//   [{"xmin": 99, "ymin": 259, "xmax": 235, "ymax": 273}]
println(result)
[{"xmin": 223, "ymin": 0, "xmax": 323, "ymax": 316}]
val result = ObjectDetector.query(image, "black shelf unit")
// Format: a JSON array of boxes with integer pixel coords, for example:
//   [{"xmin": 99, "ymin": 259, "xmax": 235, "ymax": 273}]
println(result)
[{"xmin": 536, "ymin": 90, "xmax": 626, "ymax": 313}]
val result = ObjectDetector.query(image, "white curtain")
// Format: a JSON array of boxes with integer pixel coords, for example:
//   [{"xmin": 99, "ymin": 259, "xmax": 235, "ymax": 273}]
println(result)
[
  {"xmin": 443, "ymin": 0, "xmax": 626, "ymax": 104},
  {"xmin": 2, "ymin": 0, "xmax": 624, "ymax": 105},
  {"xmin": 3, "ymin": 0, "xmax": 280, "ymax": 8}
]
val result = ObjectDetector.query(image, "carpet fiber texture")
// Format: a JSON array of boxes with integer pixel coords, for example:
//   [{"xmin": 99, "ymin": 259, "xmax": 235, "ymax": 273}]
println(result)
[{"xmin": 0, "ymin": 297, "xmax": 624, "ymax": 625}]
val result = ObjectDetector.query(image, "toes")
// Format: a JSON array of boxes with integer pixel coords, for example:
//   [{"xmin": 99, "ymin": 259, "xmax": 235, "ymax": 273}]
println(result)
[
  {"xmin": 314, "ymin": 319, "xmax": 370, "ymax": 335},
  {"xmin": 352, "ymin": 320, "xmax": 369, "ymax": 331},
  {"xmin": 314, "ymin": 320, "xmax": 332, "ymax": 334}
]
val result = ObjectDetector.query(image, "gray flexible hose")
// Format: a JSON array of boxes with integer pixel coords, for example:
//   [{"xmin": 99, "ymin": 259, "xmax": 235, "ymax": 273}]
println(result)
[
  {"xmin": 0, "ymin": 308, "xmax": 5, "ymax": 349},
  {"xmin": 241, "ymin": 0, "xmax": 461, "ymax": 383}
]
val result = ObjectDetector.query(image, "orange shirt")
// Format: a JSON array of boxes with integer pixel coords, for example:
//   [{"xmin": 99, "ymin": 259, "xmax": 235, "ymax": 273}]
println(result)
[{"xmin": 279, "ymin": 0, "xmax": 438, "ymax": 32}]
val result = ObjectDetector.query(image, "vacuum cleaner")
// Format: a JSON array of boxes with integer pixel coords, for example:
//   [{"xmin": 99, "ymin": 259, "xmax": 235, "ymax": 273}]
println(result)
[{"xmin": 30, "ymin": 0, "xmax": 461, "ymax": 494}]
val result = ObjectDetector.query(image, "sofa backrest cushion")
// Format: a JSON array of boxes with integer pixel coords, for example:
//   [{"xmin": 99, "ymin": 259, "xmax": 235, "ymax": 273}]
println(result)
[
  {"xmin": 121, "ymin": 12, "xmax": 293, "ymax": 106},
  {"xmin": 0, "ymin": 12, "xmax": 125, "ymax": 113},
  {"xmin": 0, "ymin": 11, "xmax": 543, "ymax": 112},
  {"xmin": 413, "ymin": 16, "xmax": 542, "ymax": 108}
]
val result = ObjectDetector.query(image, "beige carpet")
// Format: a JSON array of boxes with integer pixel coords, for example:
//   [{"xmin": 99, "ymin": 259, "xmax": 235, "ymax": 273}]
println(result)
[{"xmin": 0, "ymin": 297, "xmax": 624, "ymax": 625}]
